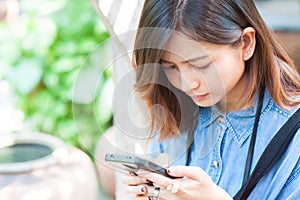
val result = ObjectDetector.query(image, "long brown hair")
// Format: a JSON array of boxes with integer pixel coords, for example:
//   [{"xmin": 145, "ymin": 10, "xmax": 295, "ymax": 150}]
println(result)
[{"xmin": 132, "ymin": 0, "xmax": 300, "ymax": 140}]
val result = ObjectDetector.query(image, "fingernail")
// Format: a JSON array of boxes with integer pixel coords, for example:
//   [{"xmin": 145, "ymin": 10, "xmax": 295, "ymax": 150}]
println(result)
[
  {"xmin": 140, "ymin": 177, "xmax": 148, "ymax": 182},
  {"xmin": 140, "ymin": 186, "xmax": 146, "ymax": 193},
  {"xmin": 129, "ymin": 172, "xmax": 137, "ymax": 176},
  {"xmin": 167, "ymin": 166, "xmax": 173, "ymax": 174}
]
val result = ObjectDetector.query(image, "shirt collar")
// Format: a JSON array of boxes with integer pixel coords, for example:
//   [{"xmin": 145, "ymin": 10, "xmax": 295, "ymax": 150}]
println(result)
[{"xmin": 198, "ymin": 89, "xmax": 273, "ymax": 147}]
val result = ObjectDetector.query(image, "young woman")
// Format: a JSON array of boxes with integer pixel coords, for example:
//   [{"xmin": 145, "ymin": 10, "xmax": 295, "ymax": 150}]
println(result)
[{"xmin": 122, "ymin": 0, "xmax": 300, "ymax": 199}]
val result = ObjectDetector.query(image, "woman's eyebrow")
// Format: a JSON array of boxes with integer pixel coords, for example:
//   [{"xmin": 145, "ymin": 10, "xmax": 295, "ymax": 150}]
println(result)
[
  {"xmin": 159, "ymin": 59, "xmax": 173, "ymax": 64},
  {"xmin": 182, "ymin": 54, "xmax": 210, "ymax": 63},
  {"xmin": 160, "ymin": 54, "xmax": 210, "ymax": 64}
]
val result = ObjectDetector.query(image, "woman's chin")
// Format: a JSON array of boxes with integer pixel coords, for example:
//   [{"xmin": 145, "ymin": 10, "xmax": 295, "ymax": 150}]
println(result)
[
  {"xmin": 192, "ymin": 95, "xmax": 221, "ymax": 108},
  {"xmin": 193, "ymin": 99, "xmax": 214, "ymax": 107}
]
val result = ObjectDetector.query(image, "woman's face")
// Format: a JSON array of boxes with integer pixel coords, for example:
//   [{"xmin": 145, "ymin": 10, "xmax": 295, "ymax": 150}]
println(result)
[{"xmin": 160, "ymin": 33, "xmax": 247, "ymax": 111}]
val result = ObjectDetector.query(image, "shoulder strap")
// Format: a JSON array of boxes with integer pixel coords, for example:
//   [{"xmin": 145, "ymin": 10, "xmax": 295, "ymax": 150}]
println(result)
[{"xmin": 234, "ymin": 108, "xmax": 300, "ymax": 200}]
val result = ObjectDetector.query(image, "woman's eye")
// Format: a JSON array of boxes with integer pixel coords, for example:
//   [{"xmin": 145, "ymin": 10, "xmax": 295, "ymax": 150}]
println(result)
[
  {"xmin": 162, "ymin": 65, "xmax": 176, "ymax": 70},
  {"xmin": 193, "ymin": 63, "xmax": 211, "ymax": 71}
]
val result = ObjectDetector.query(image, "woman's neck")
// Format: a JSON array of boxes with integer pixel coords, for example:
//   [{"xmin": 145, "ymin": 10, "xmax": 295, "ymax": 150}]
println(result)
[{"xmin": 216, "ymin": 74, "xmax": 254, "ymax": 113}]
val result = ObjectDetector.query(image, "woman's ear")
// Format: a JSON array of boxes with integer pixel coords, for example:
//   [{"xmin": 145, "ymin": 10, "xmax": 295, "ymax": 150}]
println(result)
[{"xmin": 241, "ymin": 27, "xmax": 256, "ymax": 61}]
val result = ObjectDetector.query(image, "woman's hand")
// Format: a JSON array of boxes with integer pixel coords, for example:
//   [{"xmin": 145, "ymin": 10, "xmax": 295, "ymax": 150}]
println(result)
[{"xmin": 122, "ymin": 166, "xmax": 233, "ymax": 200}]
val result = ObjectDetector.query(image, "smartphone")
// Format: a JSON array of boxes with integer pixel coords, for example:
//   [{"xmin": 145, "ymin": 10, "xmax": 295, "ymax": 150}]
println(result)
[{"xmin": 105, "ymin": 153, "xmax": 179, "ymax": 179}]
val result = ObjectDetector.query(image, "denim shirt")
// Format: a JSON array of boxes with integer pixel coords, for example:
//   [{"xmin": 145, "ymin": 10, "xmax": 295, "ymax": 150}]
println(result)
[{"xmin": 150, "ymin": 90, "xmax": 300, "ymax": 199}]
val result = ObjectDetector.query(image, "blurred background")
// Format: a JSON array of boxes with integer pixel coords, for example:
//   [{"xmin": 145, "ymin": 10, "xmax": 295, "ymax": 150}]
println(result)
[
  {"xmin": 0, "ymin": 0, "xmax": 112, "ymax": 156},
  {"xmin": 255, "ymin": 0, "xmax": 300, "ymax": 70}
]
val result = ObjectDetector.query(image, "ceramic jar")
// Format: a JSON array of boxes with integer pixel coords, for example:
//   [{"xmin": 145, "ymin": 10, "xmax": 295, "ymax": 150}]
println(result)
[{"xmin": 0, "ymin": 132, "xmax": 98, "ymax": 200}]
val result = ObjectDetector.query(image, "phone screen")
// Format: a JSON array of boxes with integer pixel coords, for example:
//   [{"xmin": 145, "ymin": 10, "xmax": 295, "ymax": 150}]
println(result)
[{"xmin": 105, "ymin": 153, "xmax": 179, "ymax": 179}]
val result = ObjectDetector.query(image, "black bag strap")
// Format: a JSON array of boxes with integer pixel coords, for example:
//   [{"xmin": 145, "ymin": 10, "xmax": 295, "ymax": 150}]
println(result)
[{"xmin": 234, "ymin": 108, "xmax": 300, "ymax": 200}]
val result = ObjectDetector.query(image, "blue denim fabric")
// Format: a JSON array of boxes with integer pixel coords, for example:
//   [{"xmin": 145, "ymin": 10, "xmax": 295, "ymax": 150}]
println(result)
[{"xmin": 150, "ymin": 90, "xmax": 300, "ymax": 199}]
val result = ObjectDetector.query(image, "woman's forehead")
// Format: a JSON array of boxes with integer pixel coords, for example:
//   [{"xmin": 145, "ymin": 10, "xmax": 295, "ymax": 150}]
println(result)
[{"xmin": 162, "ymin": 33, "xmax": 221, "ymax": 62}]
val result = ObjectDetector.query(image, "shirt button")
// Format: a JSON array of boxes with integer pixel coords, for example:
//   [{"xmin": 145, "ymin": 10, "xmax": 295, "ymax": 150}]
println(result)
[
  {"xmin": 218, "ymin": 116, "xmax": 225, "ymax": 123},
  {"xmin": 213, "ymin": 161, "xmax": 219, "ymax": 168}
]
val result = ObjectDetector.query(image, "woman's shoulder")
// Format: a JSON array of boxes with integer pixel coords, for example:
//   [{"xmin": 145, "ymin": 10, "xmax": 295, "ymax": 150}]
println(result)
[
  {"xmin": 266, "ymin": 91, "xmax": 300, "ymax": 119},
  {"xmin": 273, "ymin": 103, "xmax": 299, "ymax": 117},
  {"xmin": 257, "ymin": 92, "xmax": 300, "ymax": 139},
  {"xmin": 268, "ymin": 97, "xmax": 300, "ymax": 159}
]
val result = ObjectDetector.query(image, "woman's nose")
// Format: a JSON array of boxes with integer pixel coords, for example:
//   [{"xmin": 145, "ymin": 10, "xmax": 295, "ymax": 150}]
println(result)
[{"xmin": 180, "ymin": 70, "xmax": 200, "ymax": 92}]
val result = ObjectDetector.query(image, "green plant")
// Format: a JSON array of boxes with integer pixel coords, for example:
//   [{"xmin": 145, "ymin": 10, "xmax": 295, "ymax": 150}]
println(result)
[{"xmin": 0, "ymin": 0, "xmax": 112, "ymax": 155}]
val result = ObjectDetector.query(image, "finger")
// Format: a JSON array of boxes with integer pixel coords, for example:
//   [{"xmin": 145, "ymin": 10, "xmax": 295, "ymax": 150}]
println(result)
[
  {"xmin": 122, "ymin": 173, "xmax": 150, "ymax": 185},
  {"xmin": 138, "ymin": 171, "xmax": 172, "ymax": 188},
  {"xmin": 167, "ymin": 166, "xmax": 210, "ymax": 181},
  {"xmin": 126, "ymin": 185, "xmax": 148, "ymax": 195},
  {"xmin": 145, "ymin": 186, "xmax": 176, "ymax": 200}
]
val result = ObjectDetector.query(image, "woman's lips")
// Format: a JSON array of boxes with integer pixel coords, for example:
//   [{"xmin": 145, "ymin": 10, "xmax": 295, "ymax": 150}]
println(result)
[{"xmin": 192, "ymin": 93, "xmax": 209, "ymax": 101}]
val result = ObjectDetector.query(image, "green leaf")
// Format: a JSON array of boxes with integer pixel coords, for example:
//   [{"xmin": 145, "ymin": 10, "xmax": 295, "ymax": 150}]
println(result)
[
  {"xmin": 6, "ymin": 59, "xmax": 43, "ymax": 94},
  {"xmin": 51, "ymin": 41, "xmax": 79, "ymax": 56},
  {"xmin": 21, "ymin": 0, "xmax": 68, "ymax": 16},
  {"xmin": 96, "ymin": 77, "xmax": 114, "ymax": 126},
  {"xmin": 51, "ymin": 56, "xmax": 80, "ymax": 73},
  {"xmin": 22, "ymin": 18, "xmax": 57, "ymax": 56}
]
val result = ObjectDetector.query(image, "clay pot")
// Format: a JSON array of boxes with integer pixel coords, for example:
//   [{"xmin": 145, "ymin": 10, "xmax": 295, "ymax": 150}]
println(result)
[{"xmin": 0, "ymin": 133, "xmax": 98, "ymax": 200}]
